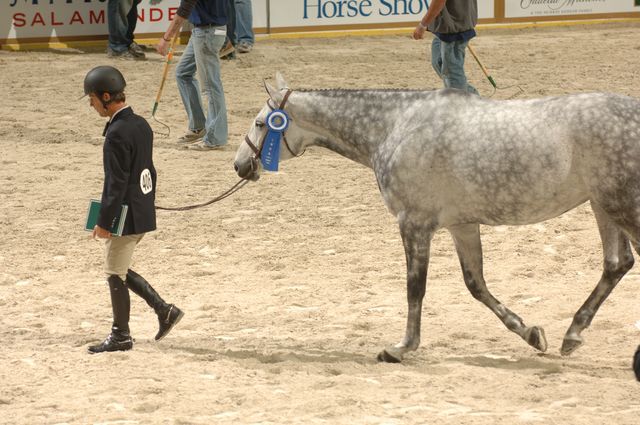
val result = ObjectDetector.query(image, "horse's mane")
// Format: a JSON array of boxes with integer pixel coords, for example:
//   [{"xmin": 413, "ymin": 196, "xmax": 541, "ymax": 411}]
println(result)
[{"xmin": 296, "ymin": 87, "xmax": 434, "ymax": 93}]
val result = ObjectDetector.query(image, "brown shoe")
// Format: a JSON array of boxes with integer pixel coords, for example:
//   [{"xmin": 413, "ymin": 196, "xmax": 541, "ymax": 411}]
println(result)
[{"xmin": 219, "ymin": 40, "xmax": 235, "ymax": 59}]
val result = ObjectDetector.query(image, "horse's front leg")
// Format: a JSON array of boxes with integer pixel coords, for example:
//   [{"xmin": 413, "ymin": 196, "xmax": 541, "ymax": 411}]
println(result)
[
  {"xmin": 378, "ymin": 220, "xmax": 433, "ymax": 363},
  {"xmin": 449, "ymin": 224, "xmax": 548, "ymax": 352}
]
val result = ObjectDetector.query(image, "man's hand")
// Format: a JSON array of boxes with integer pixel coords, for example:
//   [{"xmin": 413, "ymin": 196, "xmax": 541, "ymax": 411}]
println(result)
[
  {"xmin": 157, "ymin": 37, "xmax": 170, "ymax": 56},
  {"xmin": 157, "ymin": 15, "xmax": 185, "ymax": 56},
  {"xmin": 413, "ymin": 24, "xmax": 426, "ymax": 40},
  {"xmin": 92, "ymin": 225, "xmax": 112, "ymax": 239}
]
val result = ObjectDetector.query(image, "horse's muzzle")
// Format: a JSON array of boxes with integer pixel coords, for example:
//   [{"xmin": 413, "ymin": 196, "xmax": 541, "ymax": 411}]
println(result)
[{"xmin": 234, "ymin": 157, "xmax": 260, "ymax": 181}]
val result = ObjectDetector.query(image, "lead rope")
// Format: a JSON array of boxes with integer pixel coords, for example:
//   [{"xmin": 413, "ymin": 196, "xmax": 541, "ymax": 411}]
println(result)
[{"xmin": 156, "ymin": 179, "xmax": 249, "ymax": 211}]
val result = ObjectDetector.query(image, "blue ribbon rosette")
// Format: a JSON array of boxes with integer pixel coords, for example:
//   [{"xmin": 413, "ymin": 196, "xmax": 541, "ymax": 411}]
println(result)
[{"xmin": 260, "ymin": 109, "xmax": 289, "ymax": 172}]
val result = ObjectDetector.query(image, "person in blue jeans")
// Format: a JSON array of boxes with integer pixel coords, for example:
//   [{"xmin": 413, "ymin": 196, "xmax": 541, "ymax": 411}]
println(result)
[
  {"xmin": 413, "ymin": 0, "xmax": 478, "ymax": 95},
  {"xmin": 156, "ymin": 0, "xmax": 228, "ymax": 151},
  {"xmin": 220, "ymin": 0, "xmax": 236, "ymax": 59},
  {"xmin": 235, "ymin": 0, "xmax": 254, "ymax": 53},
  {"xmin": 107, "ymin": 0, "xmax": 146, "ymax": 60}
]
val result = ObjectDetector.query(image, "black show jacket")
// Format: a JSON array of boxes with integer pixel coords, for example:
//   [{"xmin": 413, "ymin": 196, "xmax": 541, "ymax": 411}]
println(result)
[{"xmin": 98, "ymin": 107, "xmax": 157, "ymax": 235}]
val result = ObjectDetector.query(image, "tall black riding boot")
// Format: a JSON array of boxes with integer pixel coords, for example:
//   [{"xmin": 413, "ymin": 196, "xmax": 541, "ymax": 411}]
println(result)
[
  {"xmin": 88, "ymin": 275, "xmax": 133, "ymax": 354},
  {"xmin": 126, "ymin": 269, "xmax": 184, "ymax": 341}
]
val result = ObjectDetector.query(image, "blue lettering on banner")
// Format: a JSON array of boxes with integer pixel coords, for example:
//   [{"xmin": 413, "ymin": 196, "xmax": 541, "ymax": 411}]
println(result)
[
  {"xmin": 304, "ymin": 0, "xmax": 374, "ymax": 19},
  {"xmin": 379, "ymin": 0, "xmax": 430, "ymax": 16},
  {"xmin": 304, "ymin": 0, "xmax": 429, "ymax": 20}
]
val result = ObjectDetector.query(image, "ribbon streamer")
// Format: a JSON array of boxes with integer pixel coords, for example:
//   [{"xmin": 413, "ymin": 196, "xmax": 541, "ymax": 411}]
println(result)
[{"xmin": 261, "ymin": 109, "xmax": 289, "ymax": 172}]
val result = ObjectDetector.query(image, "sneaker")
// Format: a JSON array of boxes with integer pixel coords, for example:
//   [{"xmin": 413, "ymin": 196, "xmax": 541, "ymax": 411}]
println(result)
[
  {"xmin": 128, "ymin": 42, "xmax": 146, "ymax": 60},
  {"xmin": 176, "ymin": 129, "xmax": 205, "ymax": 144},
  {"xmin": 107, "ymin": 47, "xmax": 144, "ymax": 61},
  {"xmin": 237, "ymin": 42, "xmax": 253, "ymax": 54},
  {"xmin": 186, "ymin": 141, "xmax": 225, "ymax": 151},
  {"xmin": 219, "ymin": 40, "xmax": 235, "ymax": 59}
]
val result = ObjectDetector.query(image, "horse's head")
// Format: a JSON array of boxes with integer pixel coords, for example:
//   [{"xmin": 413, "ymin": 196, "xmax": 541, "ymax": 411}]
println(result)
[{"xmin": 234, "ymin": 72, "xmax": 304, "ymax": 181}]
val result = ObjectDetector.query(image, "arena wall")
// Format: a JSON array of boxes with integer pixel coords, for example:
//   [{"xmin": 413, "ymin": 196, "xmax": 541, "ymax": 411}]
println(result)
[{"xmin": 2, "ymin": 0, "xmax": 640, "ymax": 49}]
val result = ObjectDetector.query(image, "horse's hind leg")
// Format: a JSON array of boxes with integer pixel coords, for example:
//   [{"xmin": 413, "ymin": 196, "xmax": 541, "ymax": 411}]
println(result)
[
  {"xmin": 561, "ymin": 203, "xmax": 634, "ymax": 356},
  {"xmin": 448, "ymin": 224, "xmax": 548, "ymax": 352}
]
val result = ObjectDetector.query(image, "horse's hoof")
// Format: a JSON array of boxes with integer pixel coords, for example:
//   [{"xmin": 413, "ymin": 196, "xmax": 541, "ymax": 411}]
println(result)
[
  {"xmin": 560, "ymin": 336, "xmax": 583, "ymax": 356},
  {"xmin": 524, "ymin": 326, "xmax": 547, "ymax": 352},
  {"xmin": 377, "ymin": 347, "xmax": 403, "ymax": 363},
  {"xmin": 633, "ymin": 345, "xmax": 640, "ymax": 381}
]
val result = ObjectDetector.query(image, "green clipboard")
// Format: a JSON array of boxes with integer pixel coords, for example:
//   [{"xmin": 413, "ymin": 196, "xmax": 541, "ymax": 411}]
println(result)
[{"xmin": 84, "ymin": 199, "xmax": 128, "ymax": 236}]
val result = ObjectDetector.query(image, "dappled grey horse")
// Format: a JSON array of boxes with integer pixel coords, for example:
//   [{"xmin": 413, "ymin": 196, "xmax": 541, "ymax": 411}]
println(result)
[{"xmin": 234, "ymin": 73, "xmax": 640, "ymax": 366}]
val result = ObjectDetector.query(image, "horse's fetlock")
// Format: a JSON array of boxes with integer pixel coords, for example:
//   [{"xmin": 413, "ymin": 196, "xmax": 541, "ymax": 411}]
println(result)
[
  {"xmin": 574, "ymin": 309, "xmax": 594, "ymax": 328},
  {"xmin": 504, "ymin": 315, "xmax": 524, "ymax": 332}
]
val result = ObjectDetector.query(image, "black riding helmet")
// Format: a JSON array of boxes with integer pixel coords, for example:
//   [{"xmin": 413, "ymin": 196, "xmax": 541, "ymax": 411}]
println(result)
[{"xmin": 82, "ymin": 65, "xmax": 126, "ymax": 97}]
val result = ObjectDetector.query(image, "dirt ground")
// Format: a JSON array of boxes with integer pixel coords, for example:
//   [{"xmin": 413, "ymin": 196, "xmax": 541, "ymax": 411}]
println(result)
[{"xmin": 1, "ymin": 22, "xmax": 640, "ymax": 425}]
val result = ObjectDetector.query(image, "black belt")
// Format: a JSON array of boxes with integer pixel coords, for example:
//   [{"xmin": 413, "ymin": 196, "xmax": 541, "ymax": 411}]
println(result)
[{"xmin": 194, "ymin": 23, "xmax": 219, "ymax": 28}]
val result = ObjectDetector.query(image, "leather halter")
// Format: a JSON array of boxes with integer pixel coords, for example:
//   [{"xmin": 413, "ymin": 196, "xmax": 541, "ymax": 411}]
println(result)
[{"xmin": 244, "ymin": 89, "xmax": 303, "ymax": 160}]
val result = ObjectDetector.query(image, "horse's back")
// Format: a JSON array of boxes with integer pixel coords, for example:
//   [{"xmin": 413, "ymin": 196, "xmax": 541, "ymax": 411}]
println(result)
[{"xmin": 381, "ymin": 91, "xmax": 640, "ymax": 226}]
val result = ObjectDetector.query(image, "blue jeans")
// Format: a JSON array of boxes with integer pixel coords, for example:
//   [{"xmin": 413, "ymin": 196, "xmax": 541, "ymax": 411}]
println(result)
[
  {"xmin": 235, "ymin": 0, "xmax": 254, "ymax": 45},
  {"xmin": 176, "ymin": 27, "xmax": 228, "ymax": 147},
  {"xmin": 107, "ymin": 0, "xmax": 139, "ymax": 52},
  {"xmin": 431, "ymin": 37, "xmax": 478, "ymax": 95},
  {"xmin": 226, "ymin": 0, "xmax": 236, "ymax": 46}
]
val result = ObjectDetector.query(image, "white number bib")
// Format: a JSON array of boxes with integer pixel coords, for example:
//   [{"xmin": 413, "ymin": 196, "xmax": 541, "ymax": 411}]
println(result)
[{"xmin": 140, "ymin": 169, "xmax": 153, "ymax": 195}]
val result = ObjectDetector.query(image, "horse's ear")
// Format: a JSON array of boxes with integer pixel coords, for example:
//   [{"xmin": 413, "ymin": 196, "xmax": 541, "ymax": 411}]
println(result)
[
  {"xmin": 275, "ymin": 72, "xmax": 288, "ymax": 90},
  {"xmin": 263, "ymin": 79, "xmax": 276, "ymax": 96},
  {"xmin": 264, "ymin": 79, "xmax": 283, "ymax": 104}
]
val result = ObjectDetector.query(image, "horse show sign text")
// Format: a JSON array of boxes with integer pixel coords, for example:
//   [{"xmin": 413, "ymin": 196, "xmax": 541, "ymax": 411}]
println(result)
[{"xmin": 270, "ymin": 0, "xmax": 494, "ymax": 29}]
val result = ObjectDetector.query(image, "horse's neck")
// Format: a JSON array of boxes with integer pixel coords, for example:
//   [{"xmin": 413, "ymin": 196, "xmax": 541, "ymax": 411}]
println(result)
[{"xmin": 291, "ymin": 90, "xmax": 401, "ymax": 168}]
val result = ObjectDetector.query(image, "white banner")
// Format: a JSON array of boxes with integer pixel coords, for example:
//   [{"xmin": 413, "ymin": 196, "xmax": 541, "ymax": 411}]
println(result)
[
  {"xmin": 2, "ymin": 1, "xmax": 639, "ymax": 44},
  {"xmin": 1, "ymin": 0, "xmax": 181, "ymax": 42},
  {"xmin": 268, "ymin": 0, "xmax": 494, "ymax": 30},
  {"xmin": 505, "ymin": 0, "xmax": 639, "ymax": 18},
  {"xmin": 253, "ymin": 0, "xmax": 268, "ymax": 29}
]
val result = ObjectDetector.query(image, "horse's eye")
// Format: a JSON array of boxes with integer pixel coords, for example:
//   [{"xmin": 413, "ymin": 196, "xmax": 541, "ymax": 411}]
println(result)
[{"xmin": 255, "ymin": 120, "xmax": 265, "ymax": 128}]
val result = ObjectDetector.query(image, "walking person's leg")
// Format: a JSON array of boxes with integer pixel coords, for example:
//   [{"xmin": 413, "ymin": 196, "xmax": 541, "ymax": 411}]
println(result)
[
  {"xmin": 189, "ymin": 27, "xmax": 228, "ymax": 149},
  {"xmin": 126, "ymin": 0, "xmax": 146, "ymax": 59},
  {"xmin": 440, "ymin": 39, "xmax": 479, "ymax": 95},
  {"xmin": 235, "ymin": 0, "xmax": 254, "ymax": 53},
  {"xmin": 126, "ymin": 269, "xmax": 184, "ymax": 341},
  {"xmin": 175, "ymin": 35, "xmax": 207, "ymax": 144},
  {"xmin": 88, "ymin": 234, "xmax": 142, "ymax": 353},
  {"xmin": 107, "ymin": 0, "xmax": 130, "ymax": 55},
  {"xmin": 124, "ymin": 0, "xmax": 138, "ymax": 46},
  {"xmin": 220, "ymin": 0, "xmax": 236, "ymax": 59}
]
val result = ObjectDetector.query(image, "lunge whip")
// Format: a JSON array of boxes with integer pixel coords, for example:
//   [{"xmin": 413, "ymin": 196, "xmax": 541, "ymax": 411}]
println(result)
[
  {"xmin": 467, "ymin": 43, "xmax": 524, "ymax": 99},
  {"xmin": 152, "ymin": 33, "xmax": 179, "ymax": 137}
]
